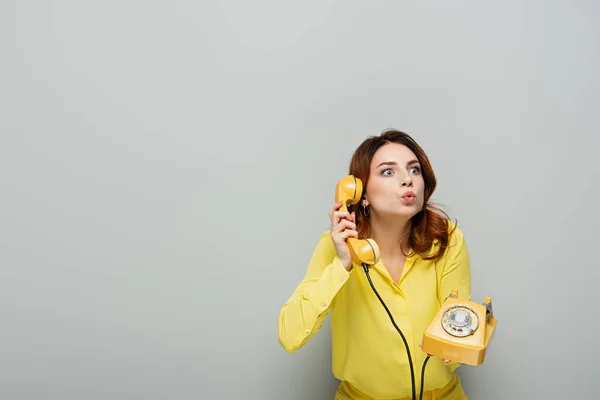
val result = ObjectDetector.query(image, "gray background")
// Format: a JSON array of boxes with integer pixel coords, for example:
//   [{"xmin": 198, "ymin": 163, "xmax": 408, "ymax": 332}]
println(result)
[{"xmin": 1, "ymin": 1, "xmax": 598, "ymax": 399}]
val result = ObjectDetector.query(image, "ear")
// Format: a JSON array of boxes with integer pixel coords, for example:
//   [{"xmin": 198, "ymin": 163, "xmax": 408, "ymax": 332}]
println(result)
[{"xmin": 361, "ymin": 198, "xmax": 369, "ymax": 207}]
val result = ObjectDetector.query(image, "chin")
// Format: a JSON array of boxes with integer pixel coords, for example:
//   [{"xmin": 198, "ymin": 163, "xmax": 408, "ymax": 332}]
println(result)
[{"xmin": 383, "ymin": 208, "xmax": 420, "ymax": 219}]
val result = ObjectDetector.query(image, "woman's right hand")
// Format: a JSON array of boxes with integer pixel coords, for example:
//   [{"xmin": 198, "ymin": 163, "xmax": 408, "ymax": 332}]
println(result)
[{"xmin": 328, "ymin": 201, "xmax": 358, "ymax": 271}]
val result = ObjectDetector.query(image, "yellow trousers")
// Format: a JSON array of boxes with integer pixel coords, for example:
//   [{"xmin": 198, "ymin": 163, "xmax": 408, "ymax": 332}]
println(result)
[{"xmin": 334, "ymin": 374, "xmax": 467, "ymax": 400}]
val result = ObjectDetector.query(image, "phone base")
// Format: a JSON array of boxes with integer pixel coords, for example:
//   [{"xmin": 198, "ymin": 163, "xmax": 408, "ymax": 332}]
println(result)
[{"xmin": 421, "ymin": 291, "xmax": 497, "ymax": 366}]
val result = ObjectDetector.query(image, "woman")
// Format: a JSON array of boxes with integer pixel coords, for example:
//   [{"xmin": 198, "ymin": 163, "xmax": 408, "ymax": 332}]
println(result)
[{"xmin": 278, "ymin": 129, "xmax": 471, "ymax": 400}]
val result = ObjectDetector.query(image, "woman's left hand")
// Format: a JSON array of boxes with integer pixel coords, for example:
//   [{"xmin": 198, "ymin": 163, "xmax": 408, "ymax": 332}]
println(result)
[{"xmin": 419, "ymin": 343, "xmax": 451, "ymax": 364}]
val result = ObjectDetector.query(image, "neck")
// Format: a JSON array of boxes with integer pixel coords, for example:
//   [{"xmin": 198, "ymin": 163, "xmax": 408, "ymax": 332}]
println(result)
[{"xmin": 368, "ymin": 213, "xmax": 412, "ymax": 258}]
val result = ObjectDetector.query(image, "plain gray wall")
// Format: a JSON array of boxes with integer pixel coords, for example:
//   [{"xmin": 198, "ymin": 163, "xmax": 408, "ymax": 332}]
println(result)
[{"xmin": 1, "ymin": 1, "xmax": 598, "ymax": 399}]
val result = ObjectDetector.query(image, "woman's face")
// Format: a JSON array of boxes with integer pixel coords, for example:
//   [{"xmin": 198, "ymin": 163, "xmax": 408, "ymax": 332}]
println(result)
[{"xmin": 363, "ymin": 142, "xmax": 425, "ymax": 219}]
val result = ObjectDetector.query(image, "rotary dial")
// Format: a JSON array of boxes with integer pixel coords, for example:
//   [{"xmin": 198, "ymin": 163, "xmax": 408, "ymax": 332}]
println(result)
[{"xmin": 441, "ymin": 305, "xmax": 479, "ymax": 337}]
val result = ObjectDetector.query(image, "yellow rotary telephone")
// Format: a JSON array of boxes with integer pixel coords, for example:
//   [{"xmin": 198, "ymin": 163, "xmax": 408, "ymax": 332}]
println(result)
[{"xmin": 421, "ymin": 289, "xmax": 497, "ymax": 366}]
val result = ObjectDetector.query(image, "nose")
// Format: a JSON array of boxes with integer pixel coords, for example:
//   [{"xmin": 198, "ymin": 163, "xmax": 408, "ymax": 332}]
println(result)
[{"xmin": 401, "ymin": 175, "xmax": 412, "ymax": 187}]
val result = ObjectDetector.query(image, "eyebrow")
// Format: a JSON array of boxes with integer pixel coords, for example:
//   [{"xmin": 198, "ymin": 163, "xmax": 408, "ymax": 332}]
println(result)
[{"xmin": 376, "ymin": 159, "xmax": 420, "ymax": 168}]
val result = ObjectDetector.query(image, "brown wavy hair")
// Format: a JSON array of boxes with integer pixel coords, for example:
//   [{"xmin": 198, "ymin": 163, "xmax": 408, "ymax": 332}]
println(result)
[{"xmin": 348, "ymin": 129, "xmax": 457, "ymax": 260}]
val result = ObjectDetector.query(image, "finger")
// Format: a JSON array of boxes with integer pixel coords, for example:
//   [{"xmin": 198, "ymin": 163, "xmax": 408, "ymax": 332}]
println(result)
[
  {"xmin": 332, "ymin": 210, "xmax": 351, "ymax": 224},
  {"xmin": 339, "ymin": 230, "xmax": 358, "ymax": 240},
  {"xmin": 333, "ymin": 209, "xmax": 350, "ymax": 218},
  {"xmin": 333, "ymin": 224, "xmax": 357, "ymax": 238},
  {"xmin": 334, "ymin": 219, "xmax": 356, "ymax": 232},
  {"xmin": 329, "ymin": 202, "xmax": 342, "ymax": 221}
]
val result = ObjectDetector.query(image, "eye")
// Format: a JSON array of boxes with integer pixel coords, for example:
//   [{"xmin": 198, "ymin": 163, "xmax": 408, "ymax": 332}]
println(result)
[
  {"xmin": 409, "ymin": 166, "xmax": 420, "ymax": 174},
  {"xmin": 381, "ymin": 168, "xmax": 393, "ymax": 176}
]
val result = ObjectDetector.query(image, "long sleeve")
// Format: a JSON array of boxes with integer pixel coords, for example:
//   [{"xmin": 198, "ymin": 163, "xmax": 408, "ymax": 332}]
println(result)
[
  {"xmin": 439, "ymin": 226, "xmax": 471, "ymax": 371},
  {"xmin": 278, "ymin": 230, "xmax": 351, "ymax": 353},
  {"xmin": 439, "ymin": 228, "xmax": 471, "ymax": 302}
]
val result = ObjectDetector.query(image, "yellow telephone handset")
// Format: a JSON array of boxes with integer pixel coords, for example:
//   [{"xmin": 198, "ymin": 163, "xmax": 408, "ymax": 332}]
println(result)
[
  {"xmin": 335, "ymin": 175, "xmax": 380, "ymax": 267},
  {"xmin": 421, "ymin": 289, "xmax": 497, "ymax": 366}
]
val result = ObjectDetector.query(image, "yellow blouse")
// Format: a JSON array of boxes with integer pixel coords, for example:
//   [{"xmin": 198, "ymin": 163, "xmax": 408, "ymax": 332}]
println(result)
[{"xmin": 278, "ymin": 223, "xmax": 471, "ymax": 399}]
